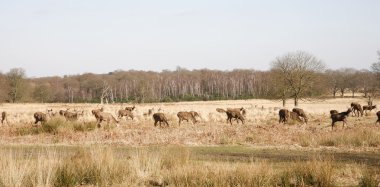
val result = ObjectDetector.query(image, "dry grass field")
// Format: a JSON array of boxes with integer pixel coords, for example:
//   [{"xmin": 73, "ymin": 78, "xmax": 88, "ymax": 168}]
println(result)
[{"xmin": 0, "ymin": 98, "xmax": 379, "ymax": 186}]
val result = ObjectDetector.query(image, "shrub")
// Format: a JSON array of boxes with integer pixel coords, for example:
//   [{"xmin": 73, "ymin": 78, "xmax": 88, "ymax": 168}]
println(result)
[{"xmin": 359, "ymin": 169, "xmax": 379, "ymax": 187}]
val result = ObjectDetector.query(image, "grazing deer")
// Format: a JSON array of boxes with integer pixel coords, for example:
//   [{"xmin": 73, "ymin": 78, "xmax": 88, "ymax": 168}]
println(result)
[
  {"xmin": 92, "ymin": 110, "xmax": 119, "ymax": 127},
  {"xmin": 350, "ymin": 102, "xmax": 363, "ymax": 117},
  {"xmin": 177, "ymin": 111, "xmax": 199, "ymax": 126},
  {"xmin": 91, "ymin": 107, "xmax": 104, "ymax": 123},
  {"xmin": 64, "ymin": 110, "xmax": 84, "ymax": 121},
  {"xmin": 331, "ymin": 108, "xmax": 352, "ymax": 130},
  {"xmin": 118, "ymin": 109, "xmax": 134, "ymax": 120},
  {"xmin": 278, "ymin": 109, "xmax": 290, "ymax": 124},
  {"xmin": 292, "ymin": 108, "xmax": 308, "ymax": 124},
  {"xmin": 153, "ymin": 113, "xmax": 169, "ymax": 127},
  {"xmin": 216, "ymin": 108, "xmax": 245, "ymax": 125}
]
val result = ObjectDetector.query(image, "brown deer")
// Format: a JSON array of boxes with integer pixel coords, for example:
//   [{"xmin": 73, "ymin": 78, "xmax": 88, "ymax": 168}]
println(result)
[
  {"xmin": 118, "ymin": 109, "xmax": 134, "ymax": 120},
  {"xmin": 292, "ymin": 108, "xmax": 308, "ymax": 124},
  {"xmin": 278, "ymin": 109, "xmax": 290, "ymax": 124},
  {"xmin": 93, "ymin": 110, "xmax": 119, "ymax": 127},
  {"xmin": 1, "ymin": 111, "xmax": 8, "ymax": 125},
  {"xmin": 59, "ymin": 109, "xmax": 70, "ymax": 116},
  {"xmin": 153, "ymin": 113, "xmax": 169, "ymax": 127},
  {"xmin": 362, "ymin": 105, "xmax": 377, "ymax": 114},
  {"xmin": 91, "ymin": 107, "xmax": 104, "ymax": 123},
  {"xmin": 331, "ymin": 108, "xmax": 352, "ymax": 130},
  {"xmin": 64, "ymin": 110, "xmax": 83, "ymax": 121},
  {"xmin": 217, "ymin": 108, "xmax": 245, "ymax": 125},
  {"xmin": 34, "ymin": 112, "xmax": 48, "ymax": 125},
  {"xmin": 177, "ymin": 111, "xmax": 199, "ymax": 125},
  {"xmin": 278, "ymin": 109, "xmax": 302, "ymax": 124},
  {"xmin": 350, "ymin": 102, "xmax": 363, "ymax": 117},
  {"xmin": 289, "ymin": 111, "xmax": 303, "ymax": 123}
]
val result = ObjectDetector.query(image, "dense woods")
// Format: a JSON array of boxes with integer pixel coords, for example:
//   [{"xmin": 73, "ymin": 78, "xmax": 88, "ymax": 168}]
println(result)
[{"xmin": 1, "ymin": 52, "xmax": 379, "ymax": 104}]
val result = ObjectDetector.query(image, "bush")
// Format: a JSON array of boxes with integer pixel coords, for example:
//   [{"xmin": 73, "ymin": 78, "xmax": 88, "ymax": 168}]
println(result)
[
  {"xmin": 42, "ymin": 117, "xmax": 67, "ymax": 134},
  {"xmin": 359, "ymin": 169, "xmax": 379, "ymax": 187}
]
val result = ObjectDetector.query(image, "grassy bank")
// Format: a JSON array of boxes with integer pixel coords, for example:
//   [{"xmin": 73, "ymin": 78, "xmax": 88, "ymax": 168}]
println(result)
[{"xmin": 0, "ymin": 145, "xmax": 378, "ymax": 186}]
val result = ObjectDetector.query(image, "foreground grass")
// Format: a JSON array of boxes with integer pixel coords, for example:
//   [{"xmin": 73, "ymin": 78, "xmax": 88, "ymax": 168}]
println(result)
[{"xmin": 0, "ymin": 145, "xmax": 378, "ymax": 187}]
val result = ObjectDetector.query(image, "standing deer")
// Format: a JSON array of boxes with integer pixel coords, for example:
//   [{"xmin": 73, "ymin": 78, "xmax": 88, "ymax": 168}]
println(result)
[
  {"xmin": 177, "ymin": 111, "xmax": 199, "ymax": 126},
  {"xmin": 331, "ymin": 108, "xmax": 352, "ymax": 130},
  {"xmin": 153, "ymin": 113, "xmax": 169, "ymax": 127},
  {"xmin": 1, "ymin": 111, "xmax": 8, "ymax": 125},
  {"xmin": 64, "ymin": 110, "xmax": 84, "ymax": 121},
  {"xmin": 278, "ymin": 109, "xmax": 290, "ymax": 124},
  {"xmin": 91, "ymin": 107, "xmax": 104, "ymax": 123},
  {"xmin": 34, "ymin": 112, "xmax": 48, "ymax": 125},
  {"xmin": 350, "ymin": 102, "xmax": 363, "ymax": 117},
  {"xmin": 92, "ymin": 110, "xmax": 119, "ymax": 127},
  {"xmin": 362, "ymin": 105, "xmax": 377, "ymax": 114},
  {"xmin": 118, "ymin": 109, "xmax": 134, "ymax": 120},
  {"xmin": 216, "ymin": 108, "xmax": 245, "ymax": 125}
]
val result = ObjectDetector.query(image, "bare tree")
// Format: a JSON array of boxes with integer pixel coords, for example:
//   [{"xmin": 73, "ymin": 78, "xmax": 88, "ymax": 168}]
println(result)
[
  {"xmin": 270, "ymin": 51, "xmax": 325, "ymax": 106},
  {"xmin": 371, "ymin": 51, "xmax": 380, "ymax": 93},
  {"xmin": 371, "ymin": 51, "xmax": 380, "ymax": 73},
  {"xmin": 33, "ymin": 83, "xmax": 53, "ymax": 103},
  {"xmin": 7, "ymin": 68, "xmax": 26, "ymax": 103}
]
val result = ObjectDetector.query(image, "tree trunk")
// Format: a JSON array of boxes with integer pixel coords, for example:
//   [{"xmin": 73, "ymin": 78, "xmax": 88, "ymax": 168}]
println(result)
[
  {"xmin": 282, "ymin": 99, "xmax": 286, "ymax": 107},
  {"xmin": 294, "ymin": 95, "xmax": 298, "ymax": 106}
]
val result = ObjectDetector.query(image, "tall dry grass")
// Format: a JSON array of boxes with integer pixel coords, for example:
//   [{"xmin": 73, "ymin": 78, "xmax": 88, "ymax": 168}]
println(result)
[{"xmin": 0, "ymin": 146, "xmax": 376, "ymax": 186}]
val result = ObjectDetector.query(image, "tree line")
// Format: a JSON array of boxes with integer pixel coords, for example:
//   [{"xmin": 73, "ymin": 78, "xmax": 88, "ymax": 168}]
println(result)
[{"xmin": 1, "ymin": 51, "xmax": 379, "ymax": 105}]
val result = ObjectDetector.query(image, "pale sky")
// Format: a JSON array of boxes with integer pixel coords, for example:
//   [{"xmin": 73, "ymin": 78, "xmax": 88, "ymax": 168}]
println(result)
[{"xmin": 0, "ymin": 0, "xmax": 379, "ymax": 77}]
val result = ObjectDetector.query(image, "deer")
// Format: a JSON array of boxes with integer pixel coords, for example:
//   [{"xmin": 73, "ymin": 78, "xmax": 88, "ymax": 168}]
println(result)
[
  {"xmin": 362, "ymin": 105, "xmax": 377, "ymax": 114},
  {"xmin": 92, "ymin": 109, "xmax": 119, "ymax": 127},
  {"xmin": 153, "ymin": 113, "xmax": 169, "ymax": 127},
  {"xmin": 1, "ymin": 111, "xmax": 8, "ymax": 125},
  {"xmin": 331, "ymin": 108, "xmax": 352, "ymax": 130},
  {"xmin": 278, "ymin": 109, "xmax": 290, "ymax": 124},
  {"xmin": 177, "ymin": 111, "xmax": 200, "ymax": 126},
  {"xmin": 292, "ymin": 108, "xmax": 308, "ymax": 124},
  {"xmin": 64, "ymin": 110, "xmax": 84, "ymax": 121},
  {"xmin": 34, "ymin": 112, "xmax": 48, "ymax": 125},
  {"xmin": 118, "ymin": 109, "xmax": 134, "ymax": 120},
  {"xmin": 279, "ymin": 109, "xmax": 302, "ymax": 124},
  {"xmin": 91, "ymin": 107, "xmax": 104, "ymax": 123},
  {"xmin": 216, "ymin": 108, "xmax": 245, "ymax": 125},
  {"xmin": 350, "ymin": 102, "xmax": 363, "ymax": 117}
]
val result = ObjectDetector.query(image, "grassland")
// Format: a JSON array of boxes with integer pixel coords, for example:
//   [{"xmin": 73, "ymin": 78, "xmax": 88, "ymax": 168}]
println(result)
[{"xmin": 0, "ymin": 98, "xmax": 379, "ymax": 186}]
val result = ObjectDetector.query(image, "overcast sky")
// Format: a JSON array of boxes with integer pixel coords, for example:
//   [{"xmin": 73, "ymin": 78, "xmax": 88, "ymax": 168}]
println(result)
[{"xmin": 0, "ymin": 0, "xmax": 379, "ymax": 77}]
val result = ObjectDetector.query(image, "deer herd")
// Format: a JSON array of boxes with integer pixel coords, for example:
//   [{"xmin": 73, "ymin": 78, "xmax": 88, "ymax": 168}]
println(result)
[{"xmin": 0, "ymin": 102, "xmax": 379, "ymax": 130}]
